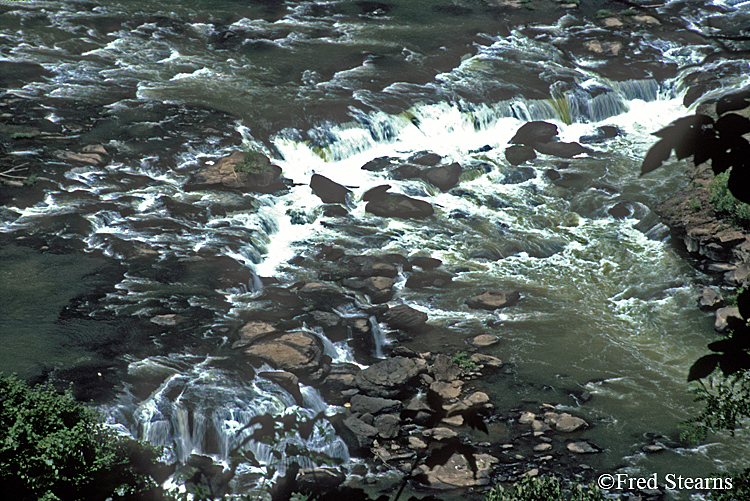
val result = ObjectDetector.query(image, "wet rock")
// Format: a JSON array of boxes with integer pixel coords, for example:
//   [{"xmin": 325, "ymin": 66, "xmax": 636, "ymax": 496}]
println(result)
[
  {"xmin": 310, "ymin": 173, "xmax": 351, "ymax": 204},
  {"xmin": 519, "ymin": 411, "xmax": 536, "ymax": 424},
  {"xmin": 150, "ymin": 314, "xmax": 186, "ymax": 326},
  {"xmin": 533, "ymin": 141, "xmax": 593, "ymax": 158},
  {"xmin": 608, "ymin": 201, "xmax": 632, "ymax": 219},
  {"xmin": 232, "ymin": 321, "xmax": 278, "ymax": 349},
  {"xmin": 567, "ymin": 441, "xmax": 599, "ymax": 454},
  {"xmin": 472, "ymin": 334, "xmax": 499, "ymax": 347},
  {"xmin": 383, "ymin": 304, "xmax": 429, "ymax": 332},
  {"xmin": 422, "ymin": 163, "xmax": 463, "ymax": 191},
  {"xmin": 258, "ymin": 371, "xmax": 302, "ymax": 405},
  {"xmin": 320, "ymin": 364, "xmax": 360, "ymax": 404},
  {"xmin": 243, "ymin": 330, "xmax": 329, "ymax": 382},
  {"xmin": 55, "ymin": 150, "xmax": 105, "ymax": 166},
  {"xmin": 342, "ymin": 276, "xmax": 395, "ymax": 304},
  {"xmin": 583, "ymin": 40, "xmax": 623, "ymax": 56},
  {"xmin": 309, "ymin": 310, "xmax": 348, "ymax": 341},
  {"xmin": 187, "ymin": 151, "xmax": 285, "ymax": 193},
  {"xmin": 339, "ymin": 416, "xmax": 379, "ymax": 455},
  {"xmin": 361, "ymin": 156, "xmax": 396, "ymax": 171},
  {"xmin": 355, "ymin": 357, "xmax": 422, "ymax": 398},
  {"xmin": 510, "ymin": 121, "xmax": 558, "ymax": 147},
  {"xmin": 698, "ymin": 288, "xmax": 725, "ymax": 311},
  {"xmin": 410, "ymin": 256, "xmax": 442, "ymax": 270},
  {"xmin": 405, "ymin": 271, "xmax": 453, "ymax": 288},
  {"xmin": 350, "ymin": 394, "xmax": 402, "ymax": 415},
  {"xmin": 364, "ymin": 187, "xmax": 434, "ymax": 219},
  {"xmin": 420, "ymin": 453, "xmax": 498, "ymax": 488},
  {"xmin": 464, "ymin": 391, "xmax": 490, "ymax": 407},
  {"xmin": 296, "ymin": 468, "xmax": 345, "ymax": 493},
  {"xmin": 374, "ymin": 414, "xmax": 401, "ymax": 439},
  {"xmin": 504, "ymin": 145, "xmax": 537, "ymax": 165},
  {"xmin": 534, "ymin": 443, "xmax": 552, "ymax": 452},
  {"xmin": 467, "ymin": 289, "xmax": 520, "ymax": 310},
  {"xmin": 642, "ymin": 444, "xmax": 665, "ymax": 453},
  {"xmin": 336, "ymin": 254, "xmax": 399, "ymax": 279},
  {"xmin": 503, "ymin": 166, "xmax": 537, "ymax": 184},
  {"xmin": 322, "ymin": 204, "xmax": 349, "ymax": 217}
]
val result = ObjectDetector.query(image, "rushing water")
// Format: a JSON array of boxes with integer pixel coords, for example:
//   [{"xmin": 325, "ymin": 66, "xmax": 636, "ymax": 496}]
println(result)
[{"xmin": 2, "ymin": 0, "xmax": 750, "ymax": 498}]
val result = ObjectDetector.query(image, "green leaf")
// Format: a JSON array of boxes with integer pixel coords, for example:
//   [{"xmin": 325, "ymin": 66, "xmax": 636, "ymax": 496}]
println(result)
[{"xmin": 688, "ymin": 354, "xmax": 721, "ymax": 381}]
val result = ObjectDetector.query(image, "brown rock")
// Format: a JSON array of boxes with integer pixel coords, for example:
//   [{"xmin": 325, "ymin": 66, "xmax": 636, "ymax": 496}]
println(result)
[
  {"xmin": 430, "ymin": 380, "xmax": 463, "ymax": 400},
  {"xmin": 421, "ymin": 453, "xmax": 498, "ymax": 488},
  {"xmin": 567, "ymin": 441, "xmax": 599, "ymax": 454},
  {"xmin": 472, "ymin": 334, "xmax": 499, "ymax": 347},
  {"xmin": 232, "ymin": 321, "xmax": 277, "ymax": 349},
  {"xmin": 243, "ymin": 331, "xmax": 328, "ymax": 382},
  {"xmin": 188, "ymin": 151, "xmax": 284, "ymax": 193}
]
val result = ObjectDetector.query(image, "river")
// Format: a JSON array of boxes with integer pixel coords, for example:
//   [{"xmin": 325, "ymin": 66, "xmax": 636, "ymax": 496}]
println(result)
[{"xmin": 1, "ymin": 0, "xmax": 750, "ymax": 499}]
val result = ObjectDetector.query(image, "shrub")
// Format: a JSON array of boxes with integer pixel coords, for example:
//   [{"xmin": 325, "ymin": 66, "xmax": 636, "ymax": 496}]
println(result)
[
  {"xmin": 452, "ymin": 351, "xmax": 478, "ymax": 371},
  {"xmin": 486, "ymin": 476, "xmax": 604, "ymax": 501},
  {"xmin": 235, "ymin": 150, "xmax": 272, "ymax": 175},
  {"xmin": 709, "ymin": 468, "xmax": 750, "ymax": 501},
  {"xmin": 682, "ymin": 371, "xmax": 750, "ymax": 442},
  {"xmin": 0, "ymin": 374, "xmax": 164, "ymax": 501},
  {"xmin": 709, "ymin": 170, "xmax": 750, "ymax": 228}
]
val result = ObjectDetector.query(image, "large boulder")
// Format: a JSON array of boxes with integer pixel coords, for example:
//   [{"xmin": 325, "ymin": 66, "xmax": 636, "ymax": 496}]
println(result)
[
  {"xmin": 187, "ymin": 151, "xmax": 285, "ymax": 192},
  {"xmin": 392, "ymin": 162, "xmax": 462, "ymax": 191},
  {"xmin": 232, "ymin": 320, "xmax": 277, "ymax": 349},
  {"xmin": 243, "ymin": 331, "xmax": 329, "ymax": 382},
  {"xmin": 355, "ymin": 357, "xmax": 423, "ymax": 398},
  {"xmin": 510, "ymin": 121, "xmax": 558, "ymax": 147},
  {"xmin": 338, "ymin": 416, "xmax": 379, "ymax": 455},
  {"xmin": 350, "ymin": 394, "xmax": 402, "ymax": 415},
  {"xmin": 467, "ymin": 290, "xmax": 520, "ymax": 310},
  {"xmin": 364, "ymin": 185, "xmax": 434, "ymax": 219},
  {"xmin": 341, "ymin": 276, "xmax": 395, "ymax": 304},
  {"xmin": 310, "ymin": 174, "xmax": 351, "ymax": 204}
]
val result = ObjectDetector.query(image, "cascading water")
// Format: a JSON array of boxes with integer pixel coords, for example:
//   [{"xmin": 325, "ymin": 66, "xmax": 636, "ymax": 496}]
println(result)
[{"xmin": 3, "ymin": 0, "xmax": 750, "ymax": 498}]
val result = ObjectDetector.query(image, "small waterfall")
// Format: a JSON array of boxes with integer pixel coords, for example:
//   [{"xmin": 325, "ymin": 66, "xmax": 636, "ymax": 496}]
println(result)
[{"xmin": 369, "ymin": 316, "xmax": 385, "ymax": 359}]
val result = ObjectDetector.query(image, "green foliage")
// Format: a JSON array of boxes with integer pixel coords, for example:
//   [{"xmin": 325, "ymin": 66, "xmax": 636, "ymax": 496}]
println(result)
[
  {"xmin": 708, "ymin": 468, "xmax": 750, "ymax": 501},
  {"xmin": 689, "ymin": 197, "xmax": 702, "ymax": 212},
  {"xmin": 621, "ymin": 8, "xmax": 638, "ymax": 15},
  {"xmin": 22, "ymin": 172, "xmax": 37, "ymax": 186},
  {"xmin": 235, "ymin": 150, "xmax": 272, "ymax": 175},
  {"xmin": 710, "ymin": 170, "xmax": 750, "ymax": 228},
  {"xmin": 485, "ymin": 476, "xmax": 604, "ymax": 501},
  {"xmin": 0, "ymin": 374, "xmax": 164, "ymax": 501},
  {"xmin": 682, "ymin": 371, "xmax": 750, "ymax": 441},
  {"xmin": 595, "ymin": 9, "xmax": 615, "ymax": 19},
  {"xmin": 452, "ymin": 351, "xmax": 478, "ymax": 371}
]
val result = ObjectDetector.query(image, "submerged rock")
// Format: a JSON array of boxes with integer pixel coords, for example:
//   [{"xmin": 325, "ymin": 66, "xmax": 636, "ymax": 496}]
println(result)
[{"xmin": 467, "ymin": 290, "xmax": 520, "ymax": 310}]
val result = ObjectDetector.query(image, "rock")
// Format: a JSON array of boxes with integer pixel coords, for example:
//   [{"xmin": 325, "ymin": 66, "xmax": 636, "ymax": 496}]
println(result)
[
  {"xmin": 355, "ymin": 357, "xmax": 422, "ymax": 398},
  {"xmin": 361, "ymin": 156, "xmax": 396, "ymax": 171},
  {"xmin": 472, "ymin": 334, "xmax": 499, "ymax": 347},
  {"xmin": 405, "ymin": 271, "xmax": 453, "ymax": 288},
  {"xmin": 467, "ymin": 290, "xmax": 520, "ymax": 310},
  {"xmin": 442, "ymin": 415, "xmax": 464, "ymax": 426},
  {"xmin": 374, "ymin": 414, "xmax": 401, "ymax": 439},
  {"xmin": 365, "ymin": 189, "xmax": 434, "ymax": 219},
  {"xmin": 310, "ymin": 310, "xmax": 347, "ymax": 341},
  {"xmin": 430, "ymin": 380, "xmax": 463, "ymax": 400},
  {"xmin": 82, "ymin": 144, "xmax": 109, "ymax": 156},
  {"xmin": 608, "ymin": 201, "xmax": 632, "ymax": 219},
  {"xmin": 363, "ymin": 184, "xmax": 392, "ymax": 201},
  {"xmin": 187, "ymin": 151, "xmax": 285, "ymax": 193},
  {"xmin": 322, "ymin": 204, "xmax": 349, "ymax": 217},
  {"xmin": 583, "ymin": 40, "xmax": 623, "ymax": 56},
  {"xmin": 432, "ymin": 353, "xmax": 461, "ymax": 382},
  {"xmin": 470, "ymin": 353, "xmax": 503, "ymax": 367},
  {"xmin": 310, "ymin": 173, "xmax": 351, "ymax": 204},
  {"xmin": 258, "ymin": 371, "xmax": 302, "ymax": 405},
  {"xmin": 464, "ymin": 391, "xmax": 490, "ymax": 407},
  {"xmin": 532, "ymin": 420, "xmax": 551, "ymax": 432},
  {"xmin": 243, "ymin": 331, "xmax": 329, "ymax": 382},
  {"xmin": 350, "ymin": 394, "xmax": 402, "ymax": 415},
  {"xmin": 150, "ymin": 314, "xmax": 186, "ymax": 326},
  {"xmin": 410, "ymin": 256, "xmax": 442, "ymax": 270},
  {"xmin": 55, "ymin": 150, "xmax": 105, "ymax": 166},
  {"xmin": 340, "ymin": 416, "xmax": 379, "ymax": 454},
  {"xmin": 408, "ymin": 436, "xmax": 428, "ymax": 449},
  {"xmin": 383, "ymin": 304, "xmax": 429, "ymax": 332},
  {"xmin": 336, "ymin": 254, "xmax": 399, "ymax": 279},
  {"xmin": 423, "ymin": 427, "xmax": 458, "ymax": 440},
  {"xmin": 510, "ymin": 121, "xmax": 559, "ymax": 147},
  {"xmin": 715, "ymin": 306, "xmax": 742, "ymax": 332},
  {"xmin": 342, "ymin": 276, "xmax": 395, "ymax": 303},
  {"xmin": 551, "ymin": 413, "xmax": 587, "ymax": 433},
  {"xmin": 533, "ymin": 443, "xmax": 552, "ymax": 452},
  {"xmin": 634, "ymin": 14, "xmax": 660, "ymax": 24},
  {"xmin": 519, "ymin": 411, "xmax": 536, "ymax": 424},
  {"xmin": 567, "ymin": 441, "xmax": 599, "ymax": 454},
  {"xmin": 533, "ymin": 141, "xmax": 593, "ymax": 158},
  {"xmin": 699, "ymin": 288, "xmax": 725, "ymax": 310},
  {"xmin": 421, "ymin": 163, "xmax": 463, "ymax": 191},
  {"xmin": 421, "ymin": 453, "xmax": 498, "ymax": 488},
  {"xmin": 410, "ymin": 151, "xmax": 442, "ymax": 166},
  {"xmin": 504, "ymin": 145, "xmax": 537, "ymax": 165},
  {"xmin": 296, "ymin": 468, "xmax": 346, "ymax": 493},
  {"xmin": 232, "ymin": 321, "xmax": 278, "ymax": 349},
  {"xmin": 642, "ymin": 444, "xmax": 665, "ymax": 453}
]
